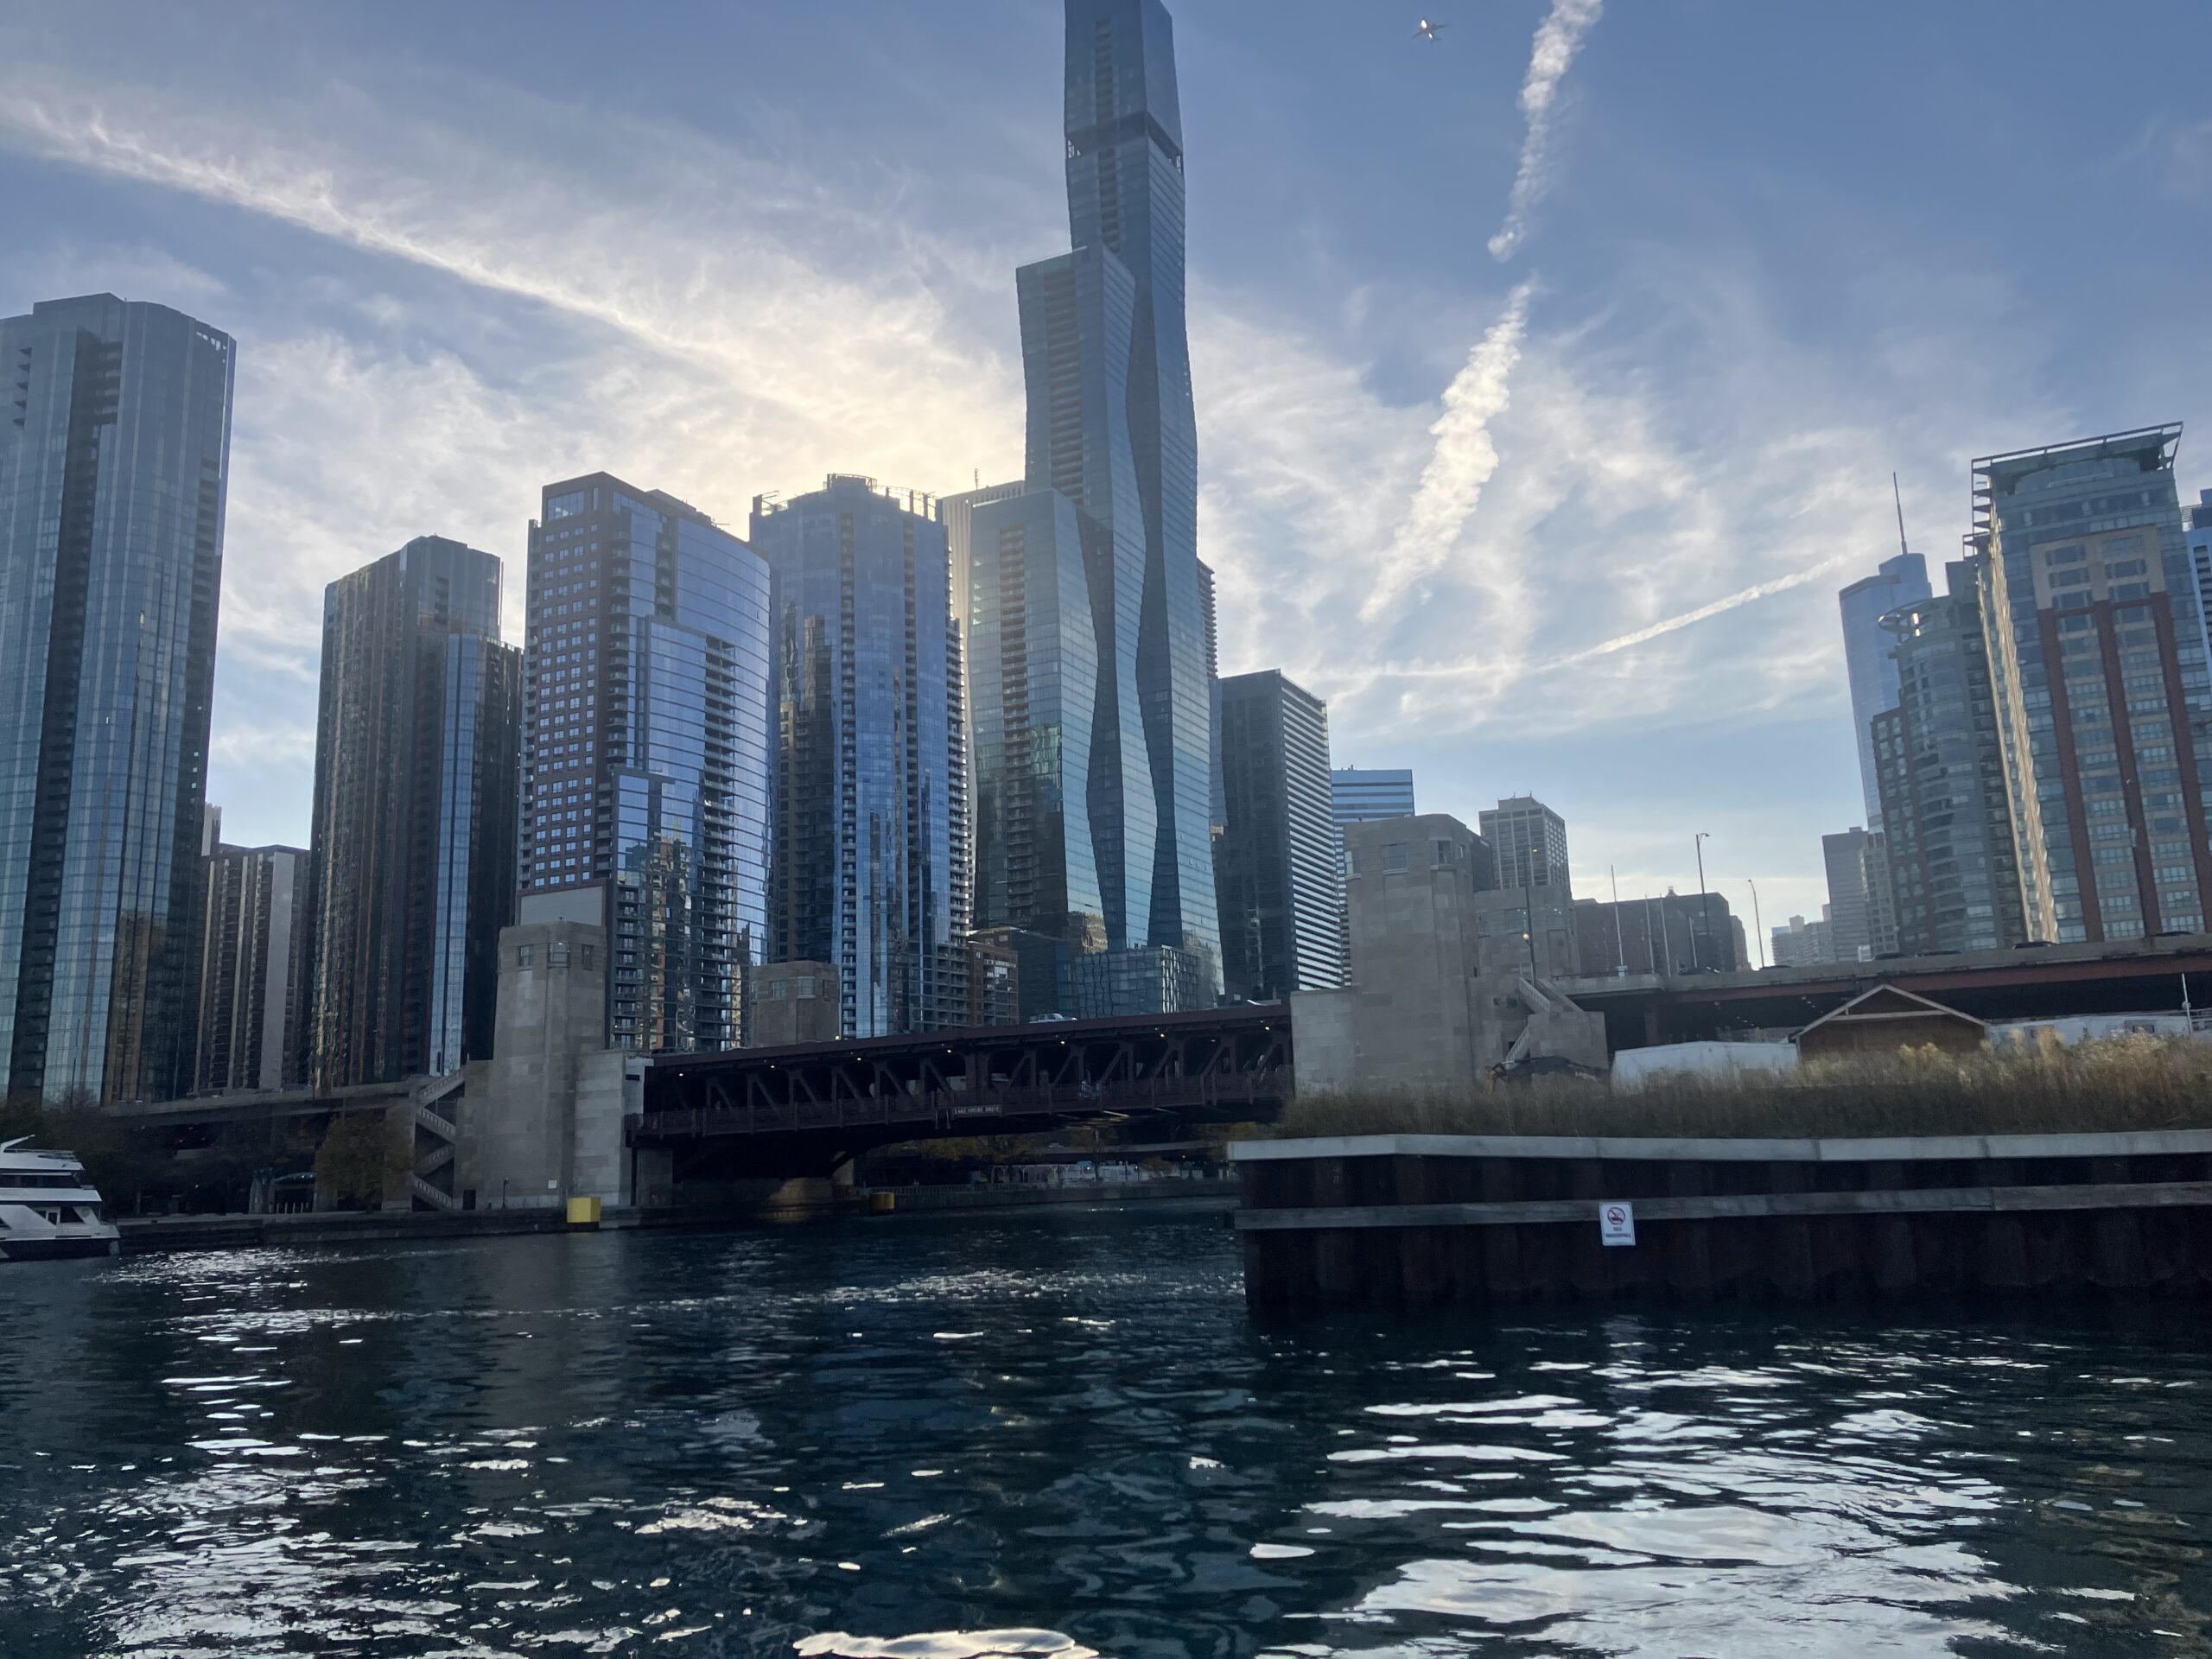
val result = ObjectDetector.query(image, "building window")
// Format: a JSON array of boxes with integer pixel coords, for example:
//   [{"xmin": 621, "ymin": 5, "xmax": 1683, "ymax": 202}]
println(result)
[
  {"xmin": 1384, "ymin": 843, "xmax": 1410, "ymax": 873},
  {"xmin": 517, "ymin": 945, "xmax": 536, "ymax": 968}
]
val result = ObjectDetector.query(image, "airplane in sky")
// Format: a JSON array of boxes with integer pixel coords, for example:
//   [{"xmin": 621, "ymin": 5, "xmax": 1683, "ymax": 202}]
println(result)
[{"xmin": 1416, "ymin": 17, "xmax": 1449, "ymax": 41}]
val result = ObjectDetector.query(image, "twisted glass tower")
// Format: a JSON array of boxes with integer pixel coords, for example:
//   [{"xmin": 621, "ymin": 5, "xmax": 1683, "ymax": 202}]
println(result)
[{"xmin": 1014, "ymin": 0, "xmax": 1218, "ymax": 987}]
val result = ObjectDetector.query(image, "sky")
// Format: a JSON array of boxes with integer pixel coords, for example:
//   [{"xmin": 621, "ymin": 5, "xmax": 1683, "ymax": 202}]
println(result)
[{"xmin": 2, "ymin": 0, "xmax": 2208, "ymax": 948}]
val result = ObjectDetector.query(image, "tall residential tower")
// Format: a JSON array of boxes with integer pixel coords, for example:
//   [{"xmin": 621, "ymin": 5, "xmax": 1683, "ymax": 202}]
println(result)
[
  {"xmin": 518, "ymin": 476, "xmax": 774, "ymax": 1053},
  {"xmin": 308, "ymin": 537, "xmax": 520, "ymax": 1085},
  {"xmin": 1013, "ymin": 0, "xmax": 1219, "ymax": 1001},
  {"xmin": 0, "ymin": 296, "xmax": 233, "ymax": 1102},
  {"xmin": 752, "ymin": 477, "xmax": 969, "ymax": 1037},
  {"xmin": 1974, "ymin": 427, "xmax": 2206, "ymax": 943},
  {"xmin": 1213, "ymin": 670, "xmax": 1343, "ymax": 1000},
  {"xmin": 964, "ymin": 486, "xmax": 1106, "ymax": 957},
  {"xmin": 196, "ymin": 830, "xmax": 311, "ymax": 1095},
  {"xmin": 1839, "ymin": 550, "xmax": 1931, "ymax": 831},
  {"xmin": 1479, "ymin": 797, "xmax": 1572, "ymax": 899},
  {"xmin": 1873, "ymin": 561, "xmax": 2028, "ymax": 955}
]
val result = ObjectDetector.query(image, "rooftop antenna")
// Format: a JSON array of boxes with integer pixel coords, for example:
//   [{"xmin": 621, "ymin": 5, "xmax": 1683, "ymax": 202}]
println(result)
[{"xmin": 1892, "ymin": 472, "xmax": 1910, "ymax": 560}]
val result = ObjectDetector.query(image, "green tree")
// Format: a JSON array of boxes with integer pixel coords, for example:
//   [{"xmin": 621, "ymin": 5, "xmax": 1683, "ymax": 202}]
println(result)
[
  {"xmin": 0, "ymin": 1093, "xmax": 46, "ymax": 1146},
  {"xmin": 42, "ymin": 1100, "xmax": 162, "ymax": 1216},
  {"xmin": 314, "ymin": 1111, "xmax": 408, "ymax": 1210}
]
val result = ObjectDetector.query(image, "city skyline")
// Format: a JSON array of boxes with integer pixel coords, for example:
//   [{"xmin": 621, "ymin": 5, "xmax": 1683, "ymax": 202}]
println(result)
[{"xmin": 1, "ymin": 2, "xmax": 2207, "ymax": 932}]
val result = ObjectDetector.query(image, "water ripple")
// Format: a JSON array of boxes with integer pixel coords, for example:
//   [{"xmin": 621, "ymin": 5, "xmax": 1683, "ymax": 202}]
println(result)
[{"xmin": 3, "ymin": 1211, "xmax": 2209, "ymax": 1654}]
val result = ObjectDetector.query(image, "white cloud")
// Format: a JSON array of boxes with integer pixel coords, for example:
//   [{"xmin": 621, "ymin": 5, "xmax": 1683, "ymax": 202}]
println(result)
[
  {"xmin": 1489, "ymin": 0, "xmax": 1606, "ymax": 263},
  {"xmin": 0, "ymin": 69, "xmax": 1029, "ymax": 493},
  {"xmin": 210, "ymin": 722, "xmax": 315, "ymax": 768},
  {"xmin": 1192, "ymin": 234, "xmax": 2072, "ymax": 788},
  {"xmin": 0, "ymin": 11, "xmax": 2117, "ymax": 903}
]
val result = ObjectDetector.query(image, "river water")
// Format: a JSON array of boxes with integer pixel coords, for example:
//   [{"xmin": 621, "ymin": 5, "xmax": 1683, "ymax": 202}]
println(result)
[{"xmin": 2, "ymin": 1203, "xmax": 2209, "ymax": 1656}]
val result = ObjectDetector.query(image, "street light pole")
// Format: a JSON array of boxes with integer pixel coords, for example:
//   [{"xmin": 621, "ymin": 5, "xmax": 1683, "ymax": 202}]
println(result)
[
  {"xmin": 1746, "ymin": 879, "xmax": 1766, "ymax": 970},
  {"xmin": 1694, "ymin": 832, "xmax": 1713, "ymax": 971}
]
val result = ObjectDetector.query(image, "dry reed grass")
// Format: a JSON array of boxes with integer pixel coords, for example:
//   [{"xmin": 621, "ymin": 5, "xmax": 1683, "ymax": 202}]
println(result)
[{"xmin": 1276, "ymin": 1034, "xmax": 2212, "ymax": 1141}]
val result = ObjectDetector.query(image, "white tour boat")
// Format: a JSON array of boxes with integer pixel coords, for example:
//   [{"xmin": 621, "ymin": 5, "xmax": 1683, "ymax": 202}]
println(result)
[{"xmin": 0, "ymin": 1137, "xmax": 121, "ymax": 1262}]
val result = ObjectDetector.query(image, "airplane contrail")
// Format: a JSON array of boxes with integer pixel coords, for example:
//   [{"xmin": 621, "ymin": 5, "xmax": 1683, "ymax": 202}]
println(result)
[
  {"xmin": 1348, "ymin": 550, "xmax": 1851, "ymax": 689},
  {"xmin": 1553, "ymin": 553, "xmax": 1857, "ymax": 665},
  {"xmin": 1367, "ymin": 0, "xmax": 1606, "ymax": 623},
  {"xmin": 1489, "ymin": 0, "xmax": 1605, "ymax": 262},
  {"xmin": 1360, "ymin": 278, "xmax": 1534, "ymax": 620}
]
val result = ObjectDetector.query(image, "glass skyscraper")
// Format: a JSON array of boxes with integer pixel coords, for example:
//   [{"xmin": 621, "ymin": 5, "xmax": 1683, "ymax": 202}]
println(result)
[
  {"xmin": 0, "ymin": 295, "xmax": 233, "ymax": 1102},
  {"xmin": 1974, "ymin": 426, "xmax": 2207, "ymax": 944},
  {"xmin": 939, "ymin": 480, "xmax": 1028, "ymax": 842},
  {"xmin": 1838, "ymin": 550, "xmax": 1931, "ymax": 831},
  {"xmin": 1013, "ymin": 0, "xmax": 1219, "ymax": 995},
  {"xmin": 1874, "ymin": 561, "xmax": 2027, "ymax": 954},
  {"xmin": 752, "ymin": 476, "xmax": 969, "ymax": 1037},
  {"xmin": 519, "ymin": 475, "xmax": 774, "ymax": 1055},
  {"xmin": 309, "ymin": 537, "xmax": 520, "ymax": 1085},
  {"xmin": 1331, "ymin": 768, "xmax": 1416, "ymax": 827},
  {"xmin": 1213, "ymin": 670, "xmax": 1343, "ymax": 1000},
  {"xmin": 964, "ymin": 486, "xmax": 1105, "ymax": 956},
  {"xmin": 2186, "ymin": 488, "xmax": 2212, "ymax": 664}
]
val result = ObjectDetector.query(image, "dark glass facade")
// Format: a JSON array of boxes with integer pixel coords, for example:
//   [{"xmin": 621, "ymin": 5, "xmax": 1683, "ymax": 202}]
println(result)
[
  {"xmin": 963, "ymin": 487, "xmax": 1105, "ymax": 966},
  {"xmin": 1873, "ymin": 561, "xmax": 2027, "ymax": 955},
  {"xmin": 1839, "ymin": 552, "xmax": 1931, "ymax": 832},
  {"xmin": 1072, "ymin": 943, "xmax": 1207, "ymax": 1019},
  {"xmin": 1013, "ymin": 0, "xmax": 1219, "ymax": 988},
  {"xmin": 520, "ymin": 476, "xmax": 773, "ymax": 1054},
  {"xmin": 309, "ymin": 537, "xmax": 519, "ymax": 1085},
  {"xmin": 752, "ymin": 477, "xmax": 969, "ymax": 1037},
  {"xmin": 0, "ymin": 295, "xmax": 233, "ymax": 1102},
  {"xmin": 1331, "ymin": 768, "xmax": 1416, "ymax": 827},
  {"xmin": 1213, "ymin": 670, "xmax": 1343, "ymax": 1000}
]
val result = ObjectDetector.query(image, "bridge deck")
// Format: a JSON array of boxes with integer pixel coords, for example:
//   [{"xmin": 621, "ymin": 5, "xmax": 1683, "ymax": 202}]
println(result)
[{"xmin": 638, "ymin": 1006, "xmax": 1293, "ymax": 1158}]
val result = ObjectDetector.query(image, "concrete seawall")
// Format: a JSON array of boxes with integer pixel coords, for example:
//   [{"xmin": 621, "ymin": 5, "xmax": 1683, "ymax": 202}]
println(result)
[
  {"xmin": 1232, "ymin": 1129, "xmax": 2212, "ymax": 1310},
  {"xmin": 116, "ymin": 1176, "xmax": 1242, "ymax": 1252},
  {"xmin": 119, "ymin": 1207, "xmax": 600, "ymax": 1253},
  {"xmin": 868, "ymin": 1178, "xmax": 1237, "ymax": 1213}
]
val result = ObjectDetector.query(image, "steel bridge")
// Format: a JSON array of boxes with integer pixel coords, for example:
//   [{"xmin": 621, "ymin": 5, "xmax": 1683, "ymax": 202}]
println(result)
[{"xmin": 631, "ymin": 1005, "xmax": 1294, "ymax": 1179}]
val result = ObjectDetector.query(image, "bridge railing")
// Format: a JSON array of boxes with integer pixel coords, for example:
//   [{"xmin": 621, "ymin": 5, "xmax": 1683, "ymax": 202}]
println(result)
[{"xmin": 631, "ymin": 1067, "xmax": 1288, "ymax": 1143}]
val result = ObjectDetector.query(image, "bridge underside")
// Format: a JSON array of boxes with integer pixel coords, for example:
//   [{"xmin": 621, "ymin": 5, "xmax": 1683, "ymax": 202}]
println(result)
[{"xmin": 633, "ymin": 1007, "xmax": 1293, "ymax": 1180}]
